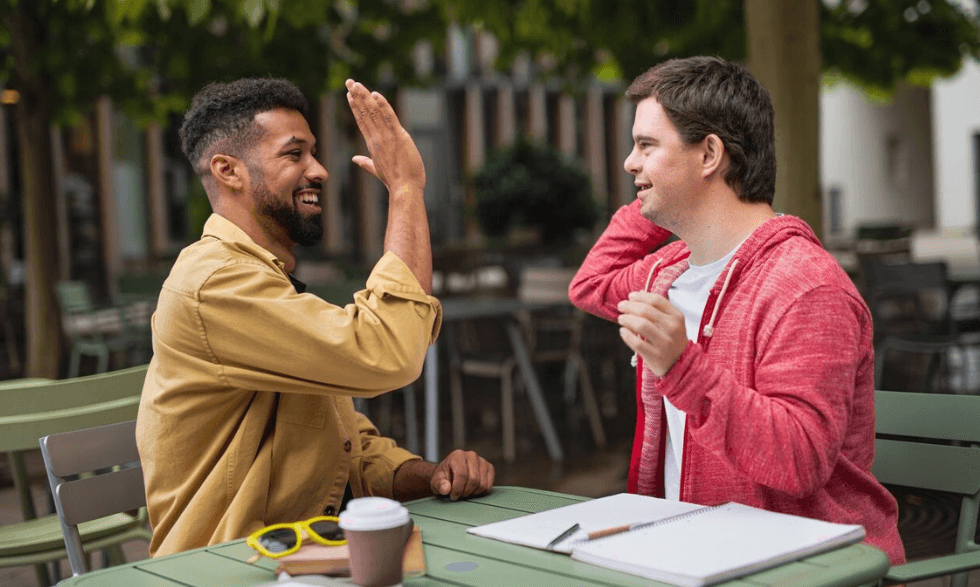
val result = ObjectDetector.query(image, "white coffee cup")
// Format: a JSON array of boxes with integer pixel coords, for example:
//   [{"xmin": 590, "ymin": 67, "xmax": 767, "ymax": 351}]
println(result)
[{"xmin": 339, "ymin": 497, "xmax": 414, "ymax": 587}]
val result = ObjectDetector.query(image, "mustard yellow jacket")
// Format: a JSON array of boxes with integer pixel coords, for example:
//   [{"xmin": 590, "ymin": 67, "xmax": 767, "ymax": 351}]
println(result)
[{"xmin": 137, "ymin": 214, "xmax": 441, "ymax": 556}]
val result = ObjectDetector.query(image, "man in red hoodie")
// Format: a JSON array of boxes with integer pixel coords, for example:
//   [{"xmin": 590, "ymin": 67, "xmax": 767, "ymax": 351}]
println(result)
[{"xmin": 568, "ymin": 56, "xmax": 904, "ymax": 564}]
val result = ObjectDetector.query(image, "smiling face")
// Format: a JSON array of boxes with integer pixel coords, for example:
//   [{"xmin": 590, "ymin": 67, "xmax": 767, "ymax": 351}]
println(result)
[
  {"xmin": 245, "ymin": 108, "xmax": 328, "ymax": 248},
  {"xmin": 623, "ymin": 97, "xmax": 705, "ymax": 231}
]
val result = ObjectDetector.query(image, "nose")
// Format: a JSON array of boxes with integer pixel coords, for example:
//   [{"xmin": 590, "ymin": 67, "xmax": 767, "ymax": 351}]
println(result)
[
  {"xmin": 308, "ymin": 156, "xmax": 328, "ymax": 182},
  {"xmin": 623, "ymin": 146, "xmax": 640, "ymax": 175}
]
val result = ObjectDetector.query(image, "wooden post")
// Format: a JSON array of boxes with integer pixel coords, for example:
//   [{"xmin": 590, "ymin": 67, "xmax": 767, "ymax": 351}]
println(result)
[
  {"xmin": 318, "ymin": 93, "xmax": 344, "ymax": 255},
  {"xmin": 495, "ymin": 83, "xmax": 516, "ymax": 149},
  {"xmin": 464, "ymin": 83, "xmax": 485, "ymax": 242},
  {"xmin": 146, "ymin": 122, "xmax": 169, "ymax": 258},
  {"xmin": 528, "ymin": 84, "xmax": 547, "ymax": 143},
  {"xmin": 556, "ymin": 94, "xmax": 576, "ymax": 157},
  {"xmin": 96, "ymin": 96, "xmax": 121, "ymax": 299},
  {"xmin": 585, "ymin": 86, "xmax": 608, "ymax": 207}
]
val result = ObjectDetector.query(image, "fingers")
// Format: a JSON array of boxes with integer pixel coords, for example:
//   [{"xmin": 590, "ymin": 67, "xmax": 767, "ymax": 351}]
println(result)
[
  {"xmin": 351, "ymin": 155, "xmax": 378, "ymax": 178},
  {"xmin": 431, "ymin": 450, "xmax": 495, "ymax": 501},
  {"xmin": 345, "ymin": 79, "xmax": 401, "ymax": 136},
  {"xmin": 617, "ymin": 291, "xmax": 687, "ymax": 376}
]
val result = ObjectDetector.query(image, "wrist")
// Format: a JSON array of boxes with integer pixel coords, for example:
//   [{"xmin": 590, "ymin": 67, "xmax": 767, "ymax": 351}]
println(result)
[
  {"xmin": 390, "ymin": 183, "xmax": 425, "ymax": 200},
  {"xmin": 392, "ymin": 459, "xmax": 436, "ymax": 501}
]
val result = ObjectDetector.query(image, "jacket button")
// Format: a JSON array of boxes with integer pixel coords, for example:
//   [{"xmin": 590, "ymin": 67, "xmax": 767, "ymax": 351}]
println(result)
[
  {"xmin": 324, "ymin": 505, "xmax": 336, "ymax": 515},
  {"xmin": 344, "ymin": 439, "xmax": 352, "ymax": 452}
]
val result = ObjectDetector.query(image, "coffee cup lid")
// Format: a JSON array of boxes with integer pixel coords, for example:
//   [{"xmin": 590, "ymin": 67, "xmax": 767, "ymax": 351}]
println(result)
[{"xmin": 338, "ymin": 497, "xmax": 411, "ymax": 531}]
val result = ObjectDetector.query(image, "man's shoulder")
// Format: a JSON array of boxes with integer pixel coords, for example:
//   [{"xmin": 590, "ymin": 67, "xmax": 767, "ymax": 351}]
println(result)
[
  {"xmin": 164, "ymin": 237, "xmax": 270, "ymax": 298},
  {"xmin": 755, "ymin": 236, "xmax": 865, "ymax": 305}
]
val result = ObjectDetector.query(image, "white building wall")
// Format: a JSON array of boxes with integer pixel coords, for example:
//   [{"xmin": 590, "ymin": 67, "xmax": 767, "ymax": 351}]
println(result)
[
  {"xmin": 819, "ymin": 80, "xmax": 934, "ymax": 238},
  {"xmin": 932, "ymin": 60, "xmax": 980, "ymax": 232}
]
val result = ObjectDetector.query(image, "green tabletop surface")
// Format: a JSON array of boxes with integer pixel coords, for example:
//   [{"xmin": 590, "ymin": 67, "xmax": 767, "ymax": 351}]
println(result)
[{"xmin": 57, "ymin": 486, "xmax": 890, "ymax": 587}]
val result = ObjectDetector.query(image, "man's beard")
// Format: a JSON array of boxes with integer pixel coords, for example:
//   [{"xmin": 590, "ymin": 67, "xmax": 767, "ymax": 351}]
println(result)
[{"xmin": 253, "ymin": 180, "xmax": 324, "ymax": 247}]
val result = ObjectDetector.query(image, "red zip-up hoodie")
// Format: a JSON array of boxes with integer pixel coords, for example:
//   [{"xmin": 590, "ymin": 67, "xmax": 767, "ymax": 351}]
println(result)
[{"xmin": 569, "ymin": 200, "xmax": 904, "ymax": 565}]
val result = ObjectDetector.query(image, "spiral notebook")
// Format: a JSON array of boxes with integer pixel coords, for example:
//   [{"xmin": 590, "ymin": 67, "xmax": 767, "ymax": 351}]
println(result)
[{"xmin": 568, "ymin": 501, "xmax": 866, "ymax": 587}]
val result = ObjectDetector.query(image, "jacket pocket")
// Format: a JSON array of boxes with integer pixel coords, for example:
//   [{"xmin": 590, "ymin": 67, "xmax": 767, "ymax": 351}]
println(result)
[{"xmin": 276, "ymin": 393, "xmax": 330, "ymax": 429}]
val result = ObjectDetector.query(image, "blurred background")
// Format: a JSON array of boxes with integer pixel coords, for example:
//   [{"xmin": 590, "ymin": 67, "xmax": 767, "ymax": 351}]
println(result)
[{"xmin": 3, "ymin": 0, "xmax": 980, "ymax": 585}]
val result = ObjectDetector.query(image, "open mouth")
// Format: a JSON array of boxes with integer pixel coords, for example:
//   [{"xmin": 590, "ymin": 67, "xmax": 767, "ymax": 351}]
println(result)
[
  {"xmin": 635, "ymin": 182, "xmax": 652, "ymax": 197},
  {"xmin": 296, "ymin": 190, "xmax": 322, "ymax": 211}
]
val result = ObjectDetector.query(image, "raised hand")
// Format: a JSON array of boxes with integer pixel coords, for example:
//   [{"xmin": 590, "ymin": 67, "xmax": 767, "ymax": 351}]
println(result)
[{"xmin": 345, "ymin": 79, "xmax": 425, "ymax": 197}]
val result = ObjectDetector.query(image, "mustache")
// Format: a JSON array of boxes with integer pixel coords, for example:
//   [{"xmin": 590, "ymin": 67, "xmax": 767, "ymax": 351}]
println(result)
[{"xmin": 294, "ymin": 181, "xmax": 323, "ymax": 194}]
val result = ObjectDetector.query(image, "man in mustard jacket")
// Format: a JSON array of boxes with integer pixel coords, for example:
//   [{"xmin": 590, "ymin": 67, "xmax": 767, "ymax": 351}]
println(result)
[{"xmin": 137, "ymin": 77, "xmax": 494, "ymax": 556}]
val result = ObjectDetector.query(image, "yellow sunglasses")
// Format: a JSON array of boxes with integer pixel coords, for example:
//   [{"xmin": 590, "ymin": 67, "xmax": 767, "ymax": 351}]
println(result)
[{"xmin": 246, "ymin": 515, "xmax": 346, "ymax": 558}]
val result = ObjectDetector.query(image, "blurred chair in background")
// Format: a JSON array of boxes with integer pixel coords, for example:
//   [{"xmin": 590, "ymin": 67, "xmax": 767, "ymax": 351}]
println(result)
[
  {"xmin": 446, "ymin": 265, "xmax": 605, "ymax": 462},
  {"xmin": 56, "ymin": 281, "xmax": 152, "ymax": 377}
]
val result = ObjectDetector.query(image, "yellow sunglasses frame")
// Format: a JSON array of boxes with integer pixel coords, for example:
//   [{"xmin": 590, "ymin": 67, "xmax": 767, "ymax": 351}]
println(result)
[{"xmin": 246, "ymin": 515, "xmax": 346, "ymax": 558}]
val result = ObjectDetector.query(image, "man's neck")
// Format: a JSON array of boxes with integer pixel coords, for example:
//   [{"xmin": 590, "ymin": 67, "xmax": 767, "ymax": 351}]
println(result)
[
  {"xmin": 215, "ymin": 209, "xmax": 298, "ymax": 273},
  {"xmin": 681, "ymin": 199, "xmax": 776, "ymax": 266}
]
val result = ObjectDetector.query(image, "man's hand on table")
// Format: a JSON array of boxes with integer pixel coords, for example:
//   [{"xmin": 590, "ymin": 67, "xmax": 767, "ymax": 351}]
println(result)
[{"xmin": 393, "ymin": 450, "xmax": 495, "ymax": 502}]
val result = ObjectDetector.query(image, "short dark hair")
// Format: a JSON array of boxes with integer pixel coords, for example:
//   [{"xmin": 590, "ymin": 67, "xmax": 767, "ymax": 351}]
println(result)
[
  {"xmin": 179, "ymin": 78, "xmax": 309, "ymax": 175},
  {"xmin": 626, "ymin": 56, "xmax": 776, "ymax": 205}
]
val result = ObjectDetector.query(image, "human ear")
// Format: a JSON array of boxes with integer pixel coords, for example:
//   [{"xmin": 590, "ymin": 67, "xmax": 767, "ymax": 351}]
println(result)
[
  {"xmin": 210, "ymin": 154, "xmax": 246, "ymax": 191},
  {"xmin": 701, "ymin": 134, "xmax": 726, "ymax": 178}
]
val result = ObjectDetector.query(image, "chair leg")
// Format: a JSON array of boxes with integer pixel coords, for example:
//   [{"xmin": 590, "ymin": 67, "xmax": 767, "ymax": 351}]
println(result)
[
  {"xmin": 449, "ymin": 362, "xmax": 466, "ymax": 449},
  {"xmin": 69, "ymin": 347, "xmax": 82, "ymax": 378},
  {"xmin": 32, "ymin": 563, "xmax": 51, "ymax": 587},
  {"xmin": 576, "ymin": 356, "xmax": 607, "ymax": 449},
  {"xmin": 95, "ymin": 346, "xmax": 110, "ymax": 374},
  {"xmin": 501, "ymin": 363, "xmax": 516, "ymax": 463},
  {"xmin": 105, "ymin": 544, "xmax": 127, "ymax": 568}
]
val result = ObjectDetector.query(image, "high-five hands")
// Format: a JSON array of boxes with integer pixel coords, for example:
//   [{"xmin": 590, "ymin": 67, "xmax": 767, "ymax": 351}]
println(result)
[
  {"xmin": 345, "ymin": 79, "xmax": 425, "ymax": 197},
  {"xmin": 617, "ymin": 291, "xmax": 688, "ymax": 377}
]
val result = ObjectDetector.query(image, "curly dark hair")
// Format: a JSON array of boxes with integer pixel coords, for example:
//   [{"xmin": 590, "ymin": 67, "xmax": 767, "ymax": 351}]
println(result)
[
  {"xmin": 179, "ymin": 78, "xmax": 309, "ymax": 176},
  {"xmin": 626, "ymin": 56, "xmax": 776, "ymax": 205}
]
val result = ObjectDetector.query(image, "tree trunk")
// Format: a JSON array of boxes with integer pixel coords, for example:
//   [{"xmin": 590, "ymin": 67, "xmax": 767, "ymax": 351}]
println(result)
[
  {"xmin": 10, "ymin": 1, "xmax": 62, "ymax": 378},
  {"xmin": 744, "ymin": 0, "xmax": 823, "ymax": 236},
  {"xmin": 15, "ymin": 103, "xmax": 62, "ymax": 378}
]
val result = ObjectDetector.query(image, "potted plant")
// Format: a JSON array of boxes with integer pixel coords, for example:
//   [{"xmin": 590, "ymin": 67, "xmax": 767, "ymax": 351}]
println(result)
[{"xmin": 471, "ymin": 138, "xmax": 598, "ymax": 247}]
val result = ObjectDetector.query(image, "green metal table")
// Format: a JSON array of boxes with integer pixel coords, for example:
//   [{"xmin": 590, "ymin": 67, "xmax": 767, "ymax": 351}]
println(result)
[{"xmin": 57, "ymin": 486, "xmax": 890, "ymax": 587}]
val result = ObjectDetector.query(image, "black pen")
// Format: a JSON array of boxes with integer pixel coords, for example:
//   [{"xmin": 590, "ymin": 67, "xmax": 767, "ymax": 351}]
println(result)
[{"xmin": 545, "ymin": 522, "xmax": 580, "ymax": 551}]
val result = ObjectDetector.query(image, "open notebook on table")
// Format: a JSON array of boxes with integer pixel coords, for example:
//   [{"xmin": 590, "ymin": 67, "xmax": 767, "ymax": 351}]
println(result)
[{"xmin": 467, "ymin": 493, "xmax": 866, "ymax": 587}]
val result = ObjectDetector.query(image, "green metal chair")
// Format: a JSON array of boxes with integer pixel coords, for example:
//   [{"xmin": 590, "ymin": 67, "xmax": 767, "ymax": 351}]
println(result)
[
  {"xmin": 874, "ymin": 389, "xmax": 980, "ymax": 586},
  {"xmin": 0, "ymin": 365, "xmax": 152, "ymax": 585}
]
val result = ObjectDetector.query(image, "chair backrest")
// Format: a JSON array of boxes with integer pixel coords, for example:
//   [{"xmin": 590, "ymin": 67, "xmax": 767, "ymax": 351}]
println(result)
[
  {"xmin": 873, "ymin": 390, "xmax": 980, "ymax": 557},
  {"xmin": 39, "ymin": 420, "xmax": 145, "ymax": 576},
  {"xmin": 0, "ymin": 364, "xmax": 148, "ymax": 453},
  {"xmin": 56, "ymin": 280, "xmax": 96, "ymax": 315},
  {"xmin": 862, "ymin": 260, "xmax": 951, "ymax": 337},
  {"xmin": 874, "ymin": 332, "xmax": 980, "ymax": 393}
]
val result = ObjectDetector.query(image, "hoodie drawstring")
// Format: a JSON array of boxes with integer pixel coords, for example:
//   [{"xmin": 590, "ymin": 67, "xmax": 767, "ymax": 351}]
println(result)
[{"xmin": 702, "ymin": 258, "xmax": 738, "ymax": 338}]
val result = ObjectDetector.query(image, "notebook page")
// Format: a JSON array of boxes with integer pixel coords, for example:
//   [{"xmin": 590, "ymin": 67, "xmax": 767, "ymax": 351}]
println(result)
[
  {"xmin": 466, "ymin": 493, "xmax": 703, "ymax": 554},
  {"xmin": 570, "ymin": 502, "xmax": 866, "ymax": 587}
]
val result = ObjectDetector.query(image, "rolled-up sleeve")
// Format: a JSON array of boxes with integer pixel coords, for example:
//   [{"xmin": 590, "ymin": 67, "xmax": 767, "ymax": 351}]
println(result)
[
  {"xmin": 349, "ymin": 411, "xmax": 421, "ymax": 498},
  {"xmin": 200, "ymin": 251, "xmax": 442, "ymax": 397}
]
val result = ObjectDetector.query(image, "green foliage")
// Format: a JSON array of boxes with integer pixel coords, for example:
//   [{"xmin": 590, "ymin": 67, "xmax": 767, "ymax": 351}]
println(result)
[
  {"xmin": 436, "ymin": 0, "xmax": 980, "ymax": 97},
  {"xmin": 820, "ymin": 0, "xmax": 980, "ymax": 95},
  {"xmin": 0, "ymin": 0, "xmax": 448, "ymax": 130},
  {"xmin": 472, "ymin": 138, "xmax": 598, "ymax": 245}
]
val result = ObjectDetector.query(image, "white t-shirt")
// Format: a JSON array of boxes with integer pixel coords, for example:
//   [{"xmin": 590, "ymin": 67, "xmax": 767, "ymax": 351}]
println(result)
[{"xmin": 663, "ymin": 246, "xmax": 738, "ymax": 500}]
